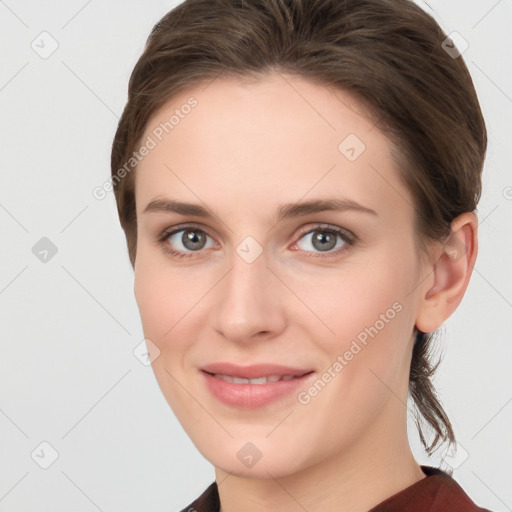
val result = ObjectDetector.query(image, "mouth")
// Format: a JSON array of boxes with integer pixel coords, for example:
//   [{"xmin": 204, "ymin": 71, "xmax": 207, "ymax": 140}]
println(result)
[
  {"xmin": 205, "ymin": 373, "xmax": 306, "ymax": 384},
  {"xmin": 200, "ymin": 363, "xmax": 315, "ymax": 408}
]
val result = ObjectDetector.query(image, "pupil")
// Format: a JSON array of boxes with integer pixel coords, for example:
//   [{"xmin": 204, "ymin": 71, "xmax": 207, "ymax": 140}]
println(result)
[
  {"xmin": 313, "ymin": 231, "xmax": 336, "ymax": 251},
  {"xmin": 183, "ymin": 230, "xmax": 205, "ymax": 250}
]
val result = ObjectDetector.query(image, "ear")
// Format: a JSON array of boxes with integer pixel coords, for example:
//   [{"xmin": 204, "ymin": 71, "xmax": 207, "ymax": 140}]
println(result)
[{"xmin": 415, "ymin": 212, "xmax": 478, "ymax": 334}]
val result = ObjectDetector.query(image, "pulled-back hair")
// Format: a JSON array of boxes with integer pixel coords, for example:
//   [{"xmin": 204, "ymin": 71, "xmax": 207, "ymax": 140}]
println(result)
[{"xmin": 111, "ymin": 0, "xmax": 487, "ymax": 455}]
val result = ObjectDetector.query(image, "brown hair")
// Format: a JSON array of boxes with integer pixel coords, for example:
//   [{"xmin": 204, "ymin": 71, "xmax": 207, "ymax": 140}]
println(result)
[{"xmin": 111, "ymin": 0, "xmax": 487, "ymax": 456}]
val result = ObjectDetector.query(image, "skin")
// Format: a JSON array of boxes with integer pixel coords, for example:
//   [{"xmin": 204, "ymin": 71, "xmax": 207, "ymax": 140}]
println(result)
[{"xmin": 132, "ymin": 72, "xmax": 477, "ymax": 512}]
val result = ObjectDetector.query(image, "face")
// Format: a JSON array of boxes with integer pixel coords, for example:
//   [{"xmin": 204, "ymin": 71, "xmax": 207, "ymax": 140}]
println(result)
[{"xmin": 133, "ymin": 72, "xmax": 427, "ymax": 479}]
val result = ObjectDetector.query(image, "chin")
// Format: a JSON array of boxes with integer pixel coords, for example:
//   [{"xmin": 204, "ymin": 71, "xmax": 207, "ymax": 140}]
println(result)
[{"xmin": 191, "ymin": 430, "xmax": 317, "ymax": 479}]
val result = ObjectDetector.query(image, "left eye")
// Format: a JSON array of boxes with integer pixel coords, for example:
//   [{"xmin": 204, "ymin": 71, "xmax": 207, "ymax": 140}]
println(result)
[{"xmin": 295, "ymin": 227, "xmax": 350, "ymax": 254}]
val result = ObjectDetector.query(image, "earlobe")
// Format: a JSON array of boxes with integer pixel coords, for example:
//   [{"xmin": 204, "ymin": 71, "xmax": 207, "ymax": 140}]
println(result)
[{"xmin": 415, "ymin": 212, "xmax": 478, "ymax": 333}]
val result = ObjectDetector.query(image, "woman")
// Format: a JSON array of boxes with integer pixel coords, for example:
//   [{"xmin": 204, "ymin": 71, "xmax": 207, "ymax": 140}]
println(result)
[{"xmin": 111, "ymin": 0, "xmax": 492, "ymax": 510}]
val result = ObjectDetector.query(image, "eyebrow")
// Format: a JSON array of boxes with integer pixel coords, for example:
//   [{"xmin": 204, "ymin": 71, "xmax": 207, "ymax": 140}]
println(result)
[{"xmin": 143, "ymin": 197, "xmax": 377, "ymax": 222}]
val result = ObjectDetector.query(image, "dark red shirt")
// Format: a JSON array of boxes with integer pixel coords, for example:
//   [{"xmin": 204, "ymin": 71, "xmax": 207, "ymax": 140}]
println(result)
[{"xmin": 179, "ymin": 466, "xmax": 492, "ymax": 511}]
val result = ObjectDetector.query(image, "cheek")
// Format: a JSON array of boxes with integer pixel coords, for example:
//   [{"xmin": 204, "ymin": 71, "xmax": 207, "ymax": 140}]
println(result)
[
  {"xmin": 133, "ymin": 259, "xmax": 201, "ymax": 409},
  {"xmin": 290, "ymin": 271, "xmax": 414, "ymax": 446},
  {"xmin": 134, "ymin": 252, "xmax": 197, "ymax": 353},
  {"xmin": 286, "ymin": 256, "xmax": 412, "ymax": 341},
  {"xmin": 287, "ymin": 252, "xmax": 417, "ymax": 386}
]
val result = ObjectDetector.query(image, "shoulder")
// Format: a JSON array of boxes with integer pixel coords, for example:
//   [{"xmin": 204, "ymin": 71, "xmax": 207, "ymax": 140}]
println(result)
[
  {"xmin": 369, "ymin": 465, "xmax": 494, "ymax": 512},
  {"xmin": 423, "ymin": 466, "xmax": 493, "ymax": 512},
  {"xmin": 178, "ymin": 481, "xmax": 219, "ymax": 512},
  {"xmin": 179, "ymin": 468, "xmax": 494, "ymax": 512}
]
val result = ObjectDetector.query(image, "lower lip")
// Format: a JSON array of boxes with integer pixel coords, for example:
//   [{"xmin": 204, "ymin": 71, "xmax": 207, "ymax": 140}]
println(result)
[{"xmin": 201, "ymin": 371, "xmax": 314, "ymax": 409}]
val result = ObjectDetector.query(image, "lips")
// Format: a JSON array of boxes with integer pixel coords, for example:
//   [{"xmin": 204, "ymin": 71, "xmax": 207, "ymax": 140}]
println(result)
[
  {"xmin": 211, "ymin": 374, "xmax": 298, "ymax": 384},
  {"xmin": 200, "ymin": 362, "xmax": 315, "ymax": 408},
  {"xmin": 200, "ymin": 362, "xmax": 312, "ymax": 380}
]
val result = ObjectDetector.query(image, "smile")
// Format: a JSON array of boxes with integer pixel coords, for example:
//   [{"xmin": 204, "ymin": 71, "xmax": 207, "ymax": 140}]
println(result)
[
  {"xmin": 200, "ymin": 363, "xmax": 315, "ymax": 408},
  {"xmin": 208, "ymin": 373, "xmax": 301, "ymax": 384}
]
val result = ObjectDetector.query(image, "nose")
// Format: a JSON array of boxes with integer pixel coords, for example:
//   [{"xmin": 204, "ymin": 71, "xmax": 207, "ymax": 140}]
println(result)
[{"xmin": 212, "ymin": 248, "xmax": 287, "ymax": 344}]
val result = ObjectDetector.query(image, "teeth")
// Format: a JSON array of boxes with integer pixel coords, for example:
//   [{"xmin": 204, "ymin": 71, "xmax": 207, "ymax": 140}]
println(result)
[
  {"xmin": 213, "ymin": 374, "xmax": 297, "ymax": 384},
  {"xmin": 232, "ymin": 377, "xmax": 251, "ymax": 384}
]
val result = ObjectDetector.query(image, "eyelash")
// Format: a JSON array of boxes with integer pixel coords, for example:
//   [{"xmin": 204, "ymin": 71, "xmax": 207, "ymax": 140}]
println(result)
[{"xmin": 157, "ymin": 223, "xmax": 356, "ymax": 260}]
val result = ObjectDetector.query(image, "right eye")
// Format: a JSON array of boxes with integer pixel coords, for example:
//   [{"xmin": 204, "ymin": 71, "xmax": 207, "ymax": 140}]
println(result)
[{"xmin": 158, "ymin": 225, "xmax": 217, "ymax": 259}]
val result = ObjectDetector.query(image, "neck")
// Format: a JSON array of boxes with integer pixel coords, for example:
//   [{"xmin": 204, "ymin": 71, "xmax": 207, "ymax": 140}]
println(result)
[{"xmin": 215, "ymin": 401, "xmax": 426, "ymax": 512}]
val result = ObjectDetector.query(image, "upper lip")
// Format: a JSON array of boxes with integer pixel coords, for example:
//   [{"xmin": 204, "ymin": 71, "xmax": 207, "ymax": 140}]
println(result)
[{"xmin": 201, "ymin": 362, "xmax": 313, "ymax": 379}]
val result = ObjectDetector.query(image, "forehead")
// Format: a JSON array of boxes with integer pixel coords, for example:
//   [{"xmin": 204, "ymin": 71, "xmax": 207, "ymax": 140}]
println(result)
[{"xmin": 135, "ymin": 72, "xmax": 410, "ymax": 219}]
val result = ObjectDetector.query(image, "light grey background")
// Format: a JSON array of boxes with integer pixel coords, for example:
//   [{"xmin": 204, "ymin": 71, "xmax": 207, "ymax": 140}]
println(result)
[{"xmin": 1, "ymin": 1, "xmax": 511, "ymax": 511}]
